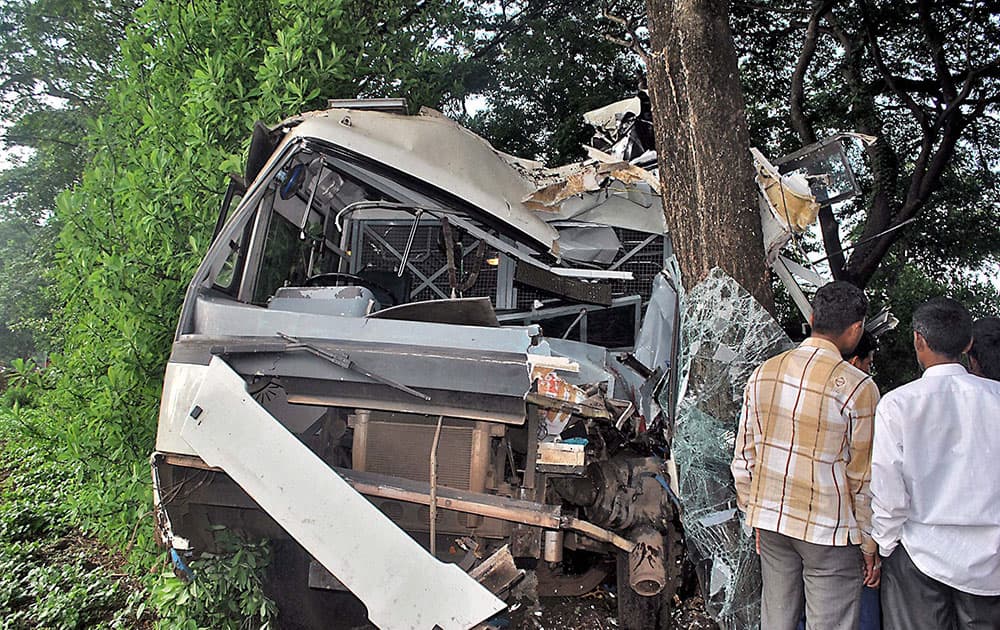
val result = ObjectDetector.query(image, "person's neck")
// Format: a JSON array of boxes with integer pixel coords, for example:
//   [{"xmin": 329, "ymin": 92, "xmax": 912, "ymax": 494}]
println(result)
[
  {"xmin": 811, "ymin": 332, "xmax": 844, "ymax": 352},
  {"xmin": 919, "ymin": 353, "xmax": 961, "ymax": 371}
]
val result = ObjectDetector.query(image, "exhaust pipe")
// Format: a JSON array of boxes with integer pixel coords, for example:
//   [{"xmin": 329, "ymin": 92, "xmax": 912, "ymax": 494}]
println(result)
[{"xmin": 628, "ymin": 527, "xmax": 666, "ymax": 597}]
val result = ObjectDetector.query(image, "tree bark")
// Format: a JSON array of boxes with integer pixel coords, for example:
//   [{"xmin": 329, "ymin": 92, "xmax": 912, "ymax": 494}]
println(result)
[{"xmin": 645, "ymin": 0, "xmax": 774, "ymax": 311}]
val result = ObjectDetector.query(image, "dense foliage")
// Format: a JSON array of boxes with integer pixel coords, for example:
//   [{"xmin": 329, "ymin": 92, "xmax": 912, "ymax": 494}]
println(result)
[
  {"xmin": 461, "ymin": 2, "xmax": 643, "ymax": 164},
  {"xmin": 0, "ymin": 0, "xmax": 496, "ymax": 622},
  {"xmin": 732, "ymin": 0, "xmax": 1000, "ymax": 386},
  {"xmin": 47, "ymin": 0, "xmax": 480, "ymax": 534},
  {"xmin": 0, "ymin": 0, "xmax": 138, "ymax": 364}
]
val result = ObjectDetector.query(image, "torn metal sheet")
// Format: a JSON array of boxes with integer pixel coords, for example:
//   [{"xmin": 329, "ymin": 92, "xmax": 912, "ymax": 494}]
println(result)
[
  {"xmin": 632, "ymin": 272, "xmax": 679, "ymax": 374},
  {"xmin": 539, "ymin": 184, "xmax": 666, "ymax": 235},
  {"xmin": 582, "ymin": 94, "xmax": 655, "ymax": 163},
  {"xmin": 605, "ymin": 263, "xmax": 680, "ymax": 435},
  {"xmin": 181, "ymin": 357, "xmax": 506, "ymax": 630},
  {"xmin": 469, "ymin": 545, "xmax": 524, "ymax": 596},
  {"xmin": 664, "ymin": 269, "xmax": 793, "ymax": 630},
  {"xmin": 753, "ymin": 145, "xmax": 825, "ymax": 322},
  {"xmin": 776, "ymin": 255, "xmax": 825, "ymax": 287},
  {"xmin": 752, "ymin": 147, "xmax": 819, "ymax": 233},
  {"xmin": 555, "ymin": 224, "xmax": 622, "ymax": 264},
  {"xmin": 286, "ymin": 109, "xmax": 560, "ymax": 252},
  {"xmin": 524, "ymin": 167, "xmax": 603, "ymax": 211},
  {"xmin": 582, "ymin": 97, "xmax": 640, "ymax": 138},
  {"xmin": 522, "ymin": 161, "xmax": 661, "ymax": 213},
  {"xmin": 535, "ymin": 338, "xmax": 616, "ymax": 391}
]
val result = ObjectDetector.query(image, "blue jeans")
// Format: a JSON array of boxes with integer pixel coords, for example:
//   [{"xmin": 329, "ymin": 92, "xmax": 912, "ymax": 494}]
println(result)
[{"xmin": 797, "ymin": 587, "xmax": 881, "ymax": 630}]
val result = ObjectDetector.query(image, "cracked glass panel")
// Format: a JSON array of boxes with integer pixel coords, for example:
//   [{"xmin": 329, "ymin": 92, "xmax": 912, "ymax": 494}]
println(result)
[{"xmin": 662, "ymin": 268, "xmax": 793, "ymax": 630}]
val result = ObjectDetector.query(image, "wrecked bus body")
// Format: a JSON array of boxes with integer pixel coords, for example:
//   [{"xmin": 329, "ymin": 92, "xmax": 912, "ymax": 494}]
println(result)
[{"xmin": 151, "ymin": 101, "xmax": 684, "ymax": 629}]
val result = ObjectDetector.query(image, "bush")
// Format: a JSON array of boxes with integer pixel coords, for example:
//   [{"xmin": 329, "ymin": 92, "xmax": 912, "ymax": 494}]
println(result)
[{"xmin": 150, "ymin": 529, "xmax": 277, "ymax": 630}]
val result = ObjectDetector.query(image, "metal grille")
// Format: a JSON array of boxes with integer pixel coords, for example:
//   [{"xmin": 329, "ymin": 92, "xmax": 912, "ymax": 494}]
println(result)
[
  {"xmin": 514, "ymin": 230, "xmax": 665, "ymax": 309},
  {"xmin": 364, "ymin": 419, "xmax": 474, "ymax": 490},
  {"xmin": 611, "ymin": 230, "xmax": 666, "ymax": 298},
  {"xmin": 355, "ymin": 220, "xmax": 500, "ymax": 304},
  {"xmin": 354, "ymin": 220, "xmax": 665, "ymax": 325}
]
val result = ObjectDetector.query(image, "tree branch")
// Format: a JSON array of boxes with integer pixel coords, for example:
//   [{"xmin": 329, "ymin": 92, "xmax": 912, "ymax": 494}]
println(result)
[
  {"xmin": 789, "ymin": 0, "xmax": 836, "ymax": 145},
  {"xmin": 819, "ymin": 12, "xmax": 904, "ymax": 285},
  {"xmin": 862, "ymin": 0, "xmax": 929, "ymax": 129},
  {"xmin": 469, "ymin": 2, "xmax": 550, "ymax": 62},
  {"xmin": 817, "ymin": 205, "xmax": 849, "ymax": 280},
  {"xmin": 603, "ymin": 11, "xmax": 651, "ymax": 61},
  {"xmin": 866, "ymin": 59, "xmax": 1000, "ymax": 96},
  {"xmin": 3, "ymin": 134, "xmax": 82, "ymax": 150},
  {"xmin": 733, "ymin": 2, "xmax": 813, "ymax": 15},
  {"xmin": 789, "ymin": 1, "xmax": 850, "ymax": 278},
  {"xmin": 374, "ymin": 0, "xmax": 429, "ymax": 36},
  {"xmin": 903, "ymin": 125, "xmax": 936, "ymax": 210},
  {"xmin": 915, "ymin": 110, "xmax": 966, "ymax": 203},
  {"xmin": 917, "ymin": 0, "xmax": 957, "ymax": 100}
]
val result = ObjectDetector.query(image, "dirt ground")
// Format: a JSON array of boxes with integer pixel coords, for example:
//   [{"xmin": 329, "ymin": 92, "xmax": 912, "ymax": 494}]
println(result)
[
  {"xmin": 507, "ymin": 594, "xmax": 718, "ymax": 629},
  {"xmin": 505, "ymin": 572, "xmax": 718, "ymax": 630},
  {"xmin": 269, "ymin": 544, "xmax": 719, "ymax": 630}
]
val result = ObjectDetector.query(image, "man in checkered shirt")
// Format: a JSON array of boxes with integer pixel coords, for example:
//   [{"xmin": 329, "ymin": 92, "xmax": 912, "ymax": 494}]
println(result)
[{"xmin": 732, "ymin": 281, "xmax": 881, "ymax": 630}]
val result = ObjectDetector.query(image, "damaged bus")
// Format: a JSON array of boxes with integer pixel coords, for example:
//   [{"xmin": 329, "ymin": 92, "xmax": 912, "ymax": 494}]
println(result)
[{"xmin": 151, "ymin": 98, "xmax": 686, "ymax": 629}]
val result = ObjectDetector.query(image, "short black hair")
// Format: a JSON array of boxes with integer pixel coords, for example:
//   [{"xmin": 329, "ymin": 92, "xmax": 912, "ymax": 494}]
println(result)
[
  {"xmin": 811, "ymin": 281, "xmax": 869, "ymax": 335},
  {"xmin": 970, "ymin": 316, "xmax": 1000, "ymax": 381},
  {"xmin": 912, "ymin": 297, "xmax": 972, "ymax": 359},
  {"xmin": 843, "ymin": 331, "xmax": 878, "ymax": 362}
]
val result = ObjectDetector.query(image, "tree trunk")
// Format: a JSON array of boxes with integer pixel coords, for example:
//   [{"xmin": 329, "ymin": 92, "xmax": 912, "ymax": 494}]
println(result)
[{"xmin": 645, "ymin": 0, "xmax": 774, "ymax": 311}]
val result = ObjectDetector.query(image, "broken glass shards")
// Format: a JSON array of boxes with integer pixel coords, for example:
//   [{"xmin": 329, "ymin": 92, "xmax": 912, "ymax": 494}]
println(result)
[{"xmin": 663, "ymin": 268, "xmax": 793, "ymax": 630}]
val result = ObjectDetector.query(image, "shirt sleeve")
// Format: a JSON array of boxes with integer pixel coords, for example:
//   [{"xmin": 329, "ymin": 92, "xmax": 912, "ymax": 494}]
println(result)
[
  {"xmin": 731, "ymin": 368, "xmax": 759, "ymax": 513},
  {"xmin": 871, "ymin": 396, "xmax": 908, "ymax": 557},
  {"xmin": 846, "ymin": 379, "xmax": 879, "ymax": 554}
]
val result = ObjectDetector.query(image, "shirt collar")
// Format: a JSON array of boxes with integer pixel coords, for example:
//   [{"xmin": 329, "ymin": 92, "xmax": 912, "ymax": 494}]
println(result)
[
  {"xmin": 922, "ymin": 363, "xmax": 968, "ymax": 377},
  {"xmin": 801, "ymin": 337, "xmax": 841, "ymax": 355}
]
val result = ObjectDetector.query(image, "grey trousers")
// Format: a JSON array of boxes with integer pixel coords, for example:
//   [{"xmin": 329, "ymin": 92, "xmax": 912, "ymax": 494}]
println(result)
[
  {"xmin": 882, "ymin": 545, "xmax": 1000, "ymax": 630},
  {"xmin": 758, "ymin": 529, "xmax": 862, "ymax": 630}
]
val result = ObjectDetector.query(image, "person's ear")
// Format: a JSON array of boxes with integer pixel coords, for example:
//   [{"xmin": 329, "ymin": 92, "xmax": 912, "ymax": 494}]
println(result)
[
  {"xmin": 963, "ymin": 337, "xmax": 974, "ymax": 355},
  {"xmin": 970, "ymin": 355, "xmax": 982, "ymax": 376},
  {"xmin": 913, "ymin": 331, "xmax": 925, "ymax": 351}
]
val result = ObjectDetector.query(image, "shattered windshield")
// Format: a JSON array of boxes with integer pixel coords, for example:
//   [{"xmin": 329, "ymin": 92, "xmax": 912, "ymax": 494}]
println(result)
[{"xmin": 664, "ymin": 268, "xmax": 793, "ymax": 630}]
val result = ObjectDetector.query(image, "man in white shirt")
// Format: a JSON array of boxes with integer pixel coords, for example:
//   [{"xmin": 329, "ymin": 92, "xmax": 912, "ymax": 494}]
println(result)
[{"xmin": 872, "ymin": 297, "xmax": 1000, "ymax": 629}]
